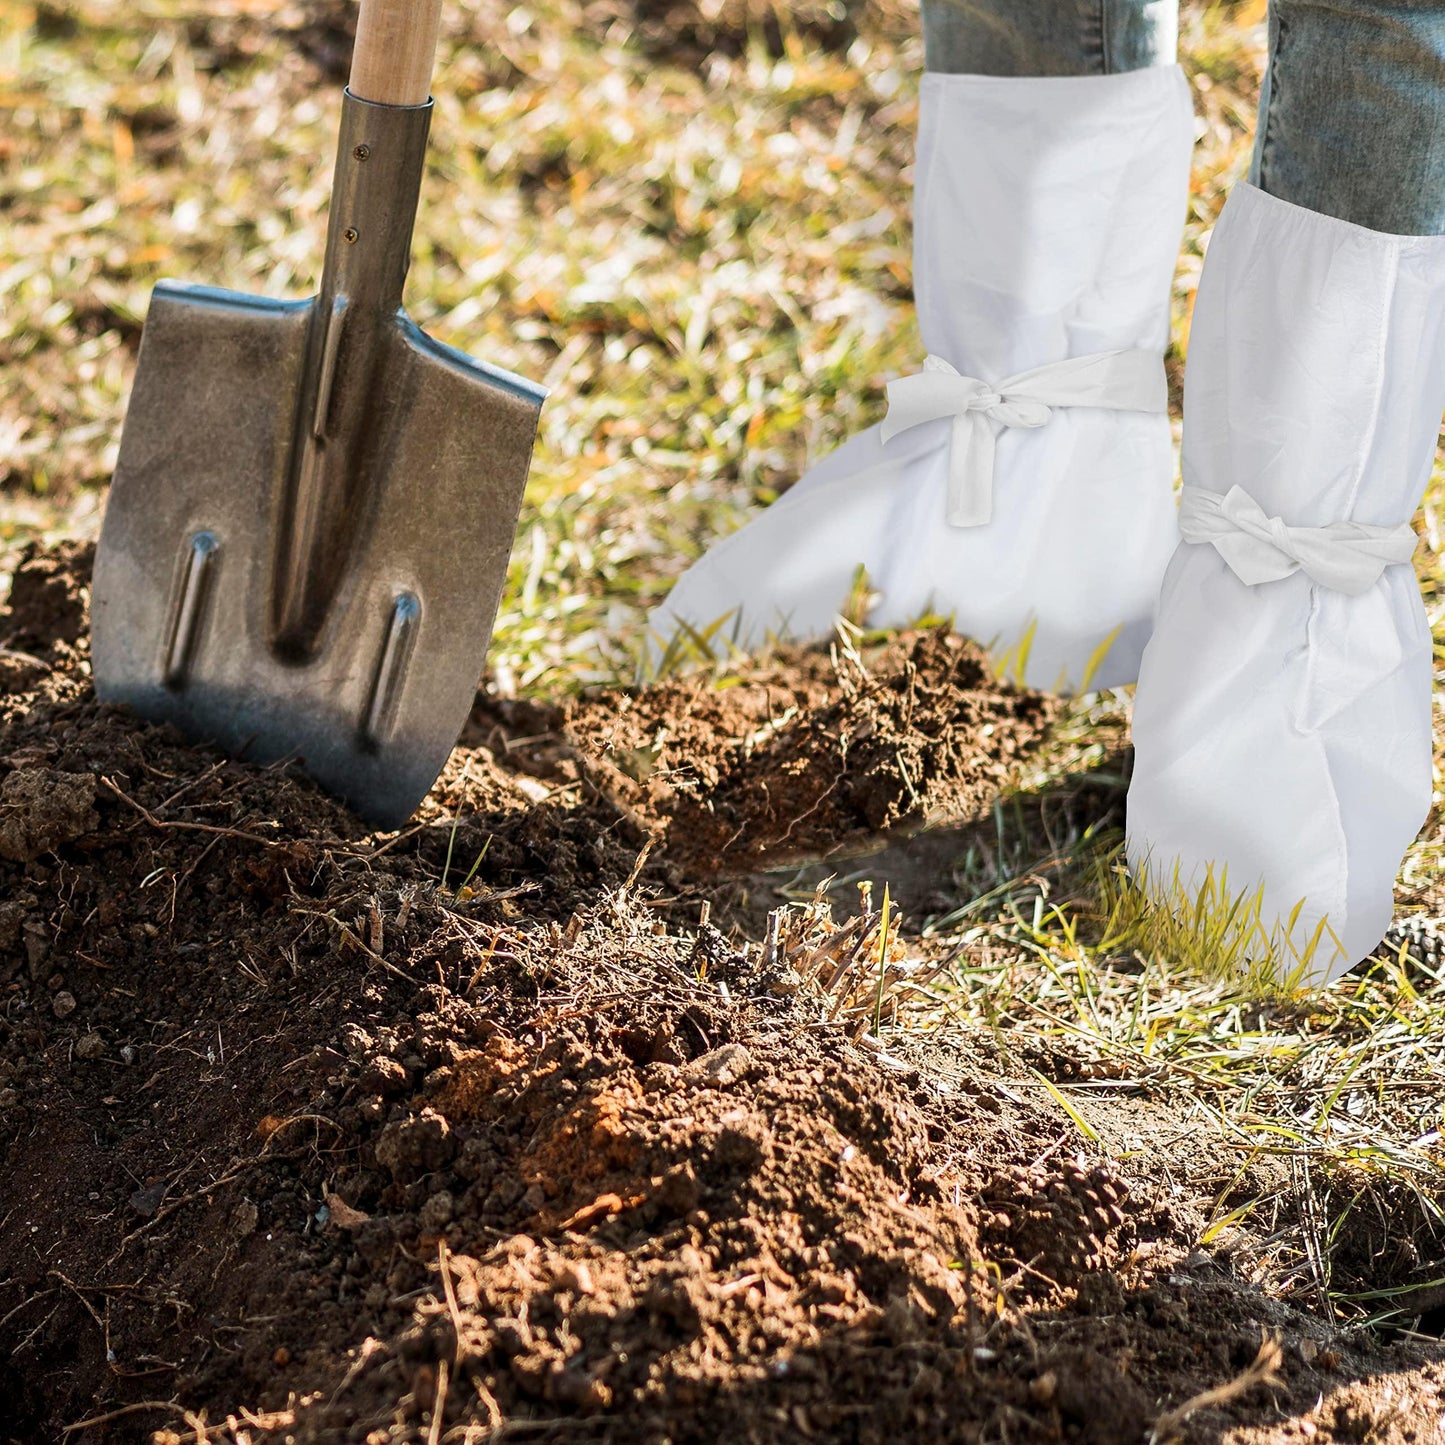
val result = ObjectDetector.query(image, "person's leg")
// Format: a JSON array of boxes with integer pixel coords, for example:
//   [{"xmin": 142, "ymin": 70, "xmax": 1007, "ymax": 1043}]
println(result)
[
  {"xmin": 652, "ymin": 2, "xmax": 1193, "ymax": 692},
  {"xmin": 922, "ymin": 0, "xmax": 1177, "ymax": 77},
  {"xmin": 1128, "ymin": 3, "xmax": 1445, "ymax": 982},
  {"xmin": 1252, "ymin": 0, "xmax": 1445, "ymax": 235}
]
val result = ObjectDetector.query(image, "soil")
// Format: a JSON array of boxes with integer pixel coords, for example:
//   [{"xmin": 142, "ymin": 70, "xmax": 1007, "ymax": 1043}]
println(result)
[
  {"xmin": 468, "ymin": 630, "xmax": 1060, "ymax": 875},
  {"xmin": 2, "ymin": 543, "xmax": 1444, "ymax": 1445}
]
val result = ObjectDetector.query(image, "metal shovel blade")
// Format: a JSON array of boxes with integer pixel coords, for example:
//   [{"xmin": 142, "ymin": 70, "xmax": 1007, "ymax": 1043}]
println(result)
[{"xmin": 92, "ymin": 93, "xmax": 544, "ymax": 827}]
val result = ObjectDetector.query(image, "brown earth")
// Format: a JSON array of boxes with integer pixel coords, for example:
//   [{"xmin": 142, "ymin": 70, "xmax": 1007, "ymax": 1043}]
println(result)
[
  {"xmin": 1, "ymin": 544, "xmax": 1444, "ymax": 1445},
  {"xmin": 468, "ymin": 628, "xmax": 1060, "ymax": 875}
]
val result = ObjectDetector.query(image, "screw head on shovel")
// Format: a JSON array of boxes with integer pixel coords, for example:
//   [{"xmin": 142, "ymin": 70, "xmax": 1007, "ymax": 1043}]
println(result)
[{"xmin": 93, "ymin": 74, "xmax": 544, "ymax": 829}]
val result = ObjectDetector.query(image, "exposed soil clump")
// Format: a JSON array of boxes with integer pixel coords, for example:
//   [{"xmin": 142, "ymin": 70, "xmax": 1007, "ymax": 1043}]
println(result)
[
  {"xmin": 472, "ymin": 630, "xmax": 1060, "ymax": 873},
  {"xmin": 1, "ymin": 545, "xmax": 1443, "ymax": 1445}
]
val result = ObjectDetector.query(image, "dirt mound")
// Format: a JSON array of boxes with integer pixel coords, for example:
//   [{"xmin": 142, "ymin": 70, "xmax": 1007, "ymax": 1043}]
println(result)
[
  {"xmin": 472, "ymin": 631, "xmax": 1059, "ymax": 873},
  {"xmin": 2, "ymin": 544, "xmax": 1444, "ymax": 1444}
]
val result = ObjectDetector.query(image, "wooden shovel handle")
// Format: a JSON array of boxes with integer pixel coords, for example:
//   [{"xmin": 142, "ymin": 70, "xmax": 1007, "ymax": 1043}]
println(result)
[{"xmin": 350, "ymin": 0, "xmax": 444, "ymax": 107}]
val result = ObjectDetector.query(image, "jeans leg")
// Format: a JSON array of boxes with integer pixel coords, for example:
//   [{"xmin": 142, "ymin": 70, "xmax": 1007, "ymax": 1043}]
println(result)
[
  {"xmin": 921, "ymin": 0, "xmax": 1179, "ymax": 76},
  {"xmin": 1253, "ymin": 1, "xmax": 1445, "ymax": 235}
]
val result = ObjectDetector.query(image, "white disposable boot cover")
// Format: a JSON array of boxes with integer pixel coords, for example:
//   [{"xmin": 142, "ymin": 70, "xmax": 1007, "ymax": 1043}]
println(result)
[
  {"xmin": 1126, "ymin": 183, "xmax": 1445, "ymax": 984},
  {"xmin": 651, "ymin": 65, "xmax": 1194, "ymax": 692}
]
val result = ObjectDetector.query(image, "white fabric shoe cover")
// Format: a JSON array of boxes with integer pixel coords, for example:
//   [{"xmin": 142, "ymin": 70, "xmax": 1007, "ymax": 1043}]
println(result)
[
  {"xmin": 1126, "ymin": 182, "xmax": 1445, "ymax": 984},
  {"xmin": 651, "ymin": 65, "xmax": 1195, "ymax": 692}
]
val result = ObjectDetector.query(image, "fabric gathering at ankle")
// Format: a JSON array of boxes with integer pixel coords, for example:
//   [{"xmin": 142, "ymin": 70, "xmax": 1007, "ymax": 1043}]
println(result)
[
  {"xmin": 883, "ymin": 349, "xmax": 1167, "ymax": 528},
  {"xmin": 1178, "ymin": 485, "xmax": 1417, "ymax": 596},
  {"xmin": 920, "ymin": 0, "xmax": 1177, "ymax": 79}
]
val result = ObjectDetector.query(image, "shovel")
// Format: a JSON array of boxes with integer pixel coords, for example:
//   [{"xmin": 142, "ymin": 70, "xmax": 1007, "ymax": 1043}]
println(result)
[{"xmin": 92, "ymin": 0, "xmax": 544, "ymax": 827}]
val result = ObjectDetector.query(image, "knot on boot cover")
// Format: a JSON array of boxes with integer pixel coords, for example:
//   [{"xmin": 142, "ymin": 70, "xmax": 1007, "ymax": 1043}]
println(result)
[
  {"xmin": 882, "ymin": 351, "xmax": 1168, "ymax": 528},
  {"xmin": 1179, "ymin": 485, "xmax": 1417, "ymax": 595}
]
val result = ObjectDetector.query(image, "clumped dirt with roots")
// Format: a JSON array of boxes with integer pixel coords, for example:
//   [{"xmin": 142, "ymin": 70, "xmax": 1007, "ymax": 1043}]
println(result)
[
  {"xmin": 469, "ymin": 628, "xmax": 1060, "ymax": 874},
  {"xmin": 2, "ymin": 545, "xmax": 1445, "ymax": 1445}
]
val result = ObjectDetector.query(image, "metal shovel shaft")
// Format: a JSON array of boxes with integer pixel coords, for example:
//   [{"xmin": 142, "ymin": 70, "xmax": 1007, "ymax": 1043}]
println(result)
[{"xmin": 271, "ymin": 92, "xmax": 432, "ymax": 660}]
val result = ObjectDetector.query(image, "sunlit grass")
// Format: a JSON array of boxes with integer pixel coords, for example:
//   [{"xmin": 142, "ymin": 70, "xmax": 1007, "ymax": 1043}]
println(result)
[
  {"xmin": 878, "ymin": 709, "xmax": 1445, "ymax": 1328},
  {"xmin": 2, "ymin": 0, "xmax": 1269, "ymax": 681}
]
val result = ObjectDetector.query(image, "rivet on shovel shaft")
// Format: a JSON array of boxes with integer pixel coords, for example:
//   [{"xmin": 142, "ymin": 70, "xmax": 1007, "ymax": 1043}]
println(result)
[
  {"xmin": 162, "ymin": 531, "xmax": 220, "ymax": 688},
  {"xmin": 363, "ymin": 591, "xmax": 421, "ymax": 748}
]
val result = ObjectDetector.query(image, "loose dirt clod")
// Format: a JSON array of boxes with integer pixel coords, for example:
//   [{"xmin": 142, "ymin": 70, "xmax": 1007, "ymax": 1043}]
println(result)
[
  {"xmin": 0, "ymin": 765, "xmax": 97, "ymax": 862},
  {"xmin": 2, "ymin": 545, "xmax": 1444, "ymax": 1445}
]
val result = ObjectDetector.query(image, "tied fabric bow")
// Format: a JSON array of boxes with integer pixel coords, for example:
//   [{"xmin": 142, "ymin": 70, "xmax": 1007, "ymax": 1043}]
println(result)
[
  {"xmin": 880, "ymin": 350, "xmax": 1167, "ymax": 527},
  {"xmin": 1179, "ymin": 486, "xmax": 1416, "ymax": 596}
]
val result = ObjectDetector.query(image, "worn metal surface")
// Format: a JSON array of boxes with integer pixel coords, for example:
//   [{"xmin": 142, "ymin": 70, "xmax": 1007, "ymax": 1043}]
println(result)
[{"xmin": 92, "ymin": 91, "xmax": 544, "ymax": 827}]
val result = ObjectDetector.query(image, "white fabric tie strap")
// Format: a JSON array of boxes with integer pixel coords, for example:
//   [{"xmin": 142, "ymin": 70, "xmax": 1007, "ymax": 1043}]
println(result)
[
  {"xmin": 1179, "ymin": 485, "xmax": 1416, "ymax": 596},
  {"xmin": 880, "ymin": 350, "xmax": 1167, "ymax": 527}
]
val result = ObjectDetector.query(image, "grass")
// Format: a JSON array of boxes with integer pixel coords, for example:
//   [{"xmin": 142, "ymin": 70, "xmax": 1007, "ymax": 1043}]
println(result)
[
  {"xmin": 888, "ymin": 726, "xmax": 1445, "ymax": 1329},
  {"xmin": 0, "ymin": 0, "xmax": 1264, "ymax": 655},
  {"xmin": 965, "ymin": 935, "xmax": 1445, "ymax": 1329},
  {"xmin": 1104, "ymin": 850, "xmax": 1346, "ymax": 992},
  {"xmin": 6, "ymin": 0, "xmax": 1445, "ymax": 1339}
]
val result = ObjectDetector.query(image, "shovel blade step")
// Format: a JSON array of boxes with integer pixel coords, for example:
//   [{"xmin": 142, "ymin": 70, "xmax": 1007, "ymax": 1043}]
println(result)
[{"xmin": 92, "ymin": 280, "xmax": 543, "ymax": 827}]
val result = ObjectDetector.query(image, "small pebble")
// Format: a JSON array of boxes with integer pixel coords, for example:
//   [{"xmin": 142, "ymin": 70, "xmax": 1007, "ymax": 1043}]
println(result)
[
  {"xmin": 685, "ymin": 1042, "xmax": 753, "ymax": 1087},
  {"xmin": 51, "ymin": 991, "xmax": 76, "ymax": 1019},
  {"xmin": 557, "ymin": 1260, "xmax": 594, "ymax": 1295},
  {"xmin": 75, "ymin": 1031, "xmax": 105, "ymax": 1059},
  {"xmin": 418, "ymin": 1190, "xmax": 455, "ymax": 1233},
  {"xmin": 130, "ymin": 1181, "xmax": 167, "ymax": 1217}
]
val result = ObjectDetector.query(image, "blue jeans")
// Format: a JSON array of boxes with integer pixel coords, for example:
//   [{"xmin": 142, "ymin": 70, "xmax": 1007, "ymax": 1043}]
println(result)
[{"xmin": 920, "ymin": 0, "xmax": 1445, "ymax": 236}]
